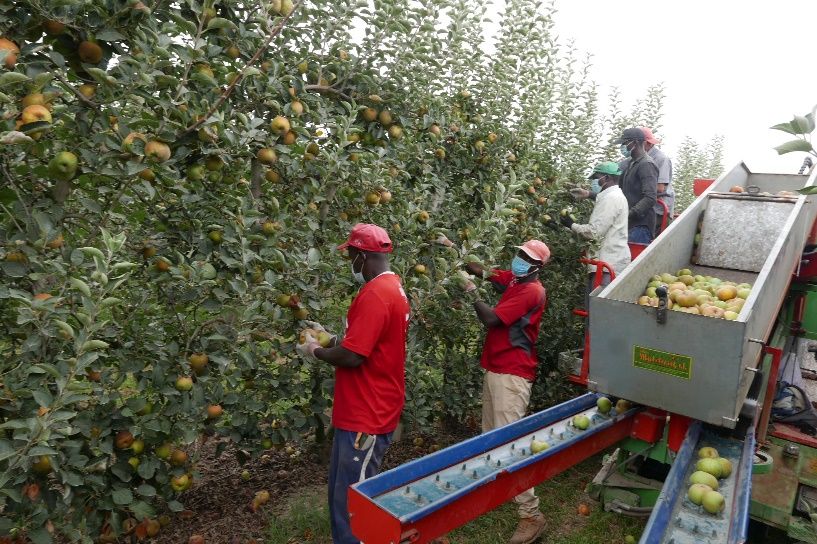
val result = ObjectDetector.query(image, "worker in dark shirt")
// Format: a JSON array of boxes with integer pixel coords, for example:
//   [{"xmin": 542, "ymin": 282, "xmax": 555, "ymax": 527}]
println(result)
[{"xmin": 615, "ymin": 127, "xmax": 658, "ymax": 244}]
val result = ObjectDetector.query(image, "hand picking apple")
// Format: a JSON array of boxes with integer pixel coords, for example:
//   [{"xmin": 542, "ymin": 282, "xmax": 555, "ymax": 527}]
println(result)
[
  {"xmin": 295, "ymin": 329, "xmax": 320, "ymax": 361},
  {"xmin": 302, "ymin": 320, "xmax": 337, "ymax": 348}
]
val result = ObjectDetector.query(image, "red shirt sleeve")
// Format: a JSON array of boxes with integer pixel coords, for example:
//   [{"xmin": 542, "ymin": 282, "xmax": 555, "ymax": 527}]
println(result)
[
  {"xmin": 341, "ymin": 289, "xmax": 388, "ymax": 357},
  {"xmin": 493, "ymin": 284, "xmax": 544, "ymax": 326},
  {"xmin": 489, "ymin": 269, "xmax": 513, "ymax": 286}
]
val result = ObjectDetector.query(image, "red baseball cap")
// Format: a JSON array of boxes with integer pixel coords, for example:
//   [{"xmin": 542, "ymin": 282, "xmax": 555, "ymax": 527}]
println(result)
[
  {"xmin": 337, "ymin": 223, "xmax": 393, "ymax": 253},
  {"xmin": 515, "ymin": 240, "xmax": 551, "ymax": 264},
  {"xmin": 639, "ymin": 127, "xmax": 660, "ymax": 146}
]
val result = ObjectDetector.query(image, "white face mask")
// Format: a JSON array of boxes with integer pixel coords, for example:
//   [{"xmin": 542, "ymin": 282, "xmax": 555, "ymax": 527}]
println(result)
[{"xmin": 351, "ymin": 253, "xmax": 366, "ymax": 284}]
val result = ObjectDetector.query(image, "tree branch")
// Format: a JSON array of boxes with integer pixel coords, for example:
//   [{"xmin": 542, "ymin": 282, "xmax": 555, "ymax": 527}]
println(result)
[
  {"xmin": 304, "ymin": 85, "xmax": 353, "ymax": 103},
  {"xmin": 172, "ymin": 3, "xmax": 208, "ymax": 103},
  {"xmin": 53, "ymin": 71, "xmax": 100, "ymax": 111},
  {"xmin": 180, "ymin": 0, "xmax": 305, "ymax": 137}
]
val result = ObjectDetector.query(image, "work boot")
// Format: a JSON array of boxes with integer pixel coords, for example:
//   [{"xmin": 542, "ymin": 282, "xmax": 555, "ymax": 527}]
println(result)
[{"xmin": 509, "ymin": 512, "xmax": 546, "ymax": 544}]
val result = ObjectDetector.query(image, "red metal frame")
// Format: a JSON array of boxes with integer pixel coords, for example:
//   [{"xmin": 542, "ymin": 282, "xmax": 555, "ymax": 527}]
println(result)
[
  {"xmin": 693, "ymin": 178, "xmax": 716, "ymax": 197},
  {"xmin": 631, "ymin": 408, "xmax": 667, "ymax": 444},
  {"xmin": 667, "ymin": 413, "xmax": 692, "ymax": 452},
  {"xmin": 348, "ymin": 415, "xmax": 637, "ymax": 544},
  {"xmin": 757, "ymin": 345, "xmax": 783, "ymax": 445},
  {"xmin": 770, "ymin": 422, "xmax": 817, "ymax": 449},
  {"xmin": 569, "ymin": 259, "xmax": 616, "ymax": 385},
  {"xmin": 657, "ymin": 199, "xmax": 670, "ymax": 234},
  {"xmin": 628, "ymin": 242, "xmax": 648, "ymax": 260}
]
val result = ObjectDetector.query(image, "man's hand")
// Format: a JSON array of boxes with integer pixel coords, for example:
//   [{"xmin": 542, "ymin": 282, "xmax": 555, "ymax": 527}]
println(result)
[
  {"xmin": 543, "ymin": 215, "xmax": 560, "ymax": 230},
  {"xmin": 303, "ymin": 320, "xmax": 338, "ymax": 347},
  {"xmin": 462, "ymin": 279, "xmax": 478, "ymax": 299},
  {"xmin": 560, "ymin": 213, "xmax": 574, "ymax": 229},
  {"xmin": 569, "ymin": 187, "xmax": 591, "ymax": 200},
  {"xmin": 295, "ymin": 330, "xmax": 321, "ymax": 361},
  {"xmin": 464, "ymin": 262, "xmax": 484, "ymax": 277}
]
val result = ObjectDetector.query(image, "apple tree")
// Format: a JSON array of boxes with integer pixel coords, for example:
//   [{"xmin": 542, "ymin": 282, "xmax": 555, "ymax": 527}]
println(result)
[{"xmin": 0, "ymin": 0, "xmax": 600, "ymax": 540}]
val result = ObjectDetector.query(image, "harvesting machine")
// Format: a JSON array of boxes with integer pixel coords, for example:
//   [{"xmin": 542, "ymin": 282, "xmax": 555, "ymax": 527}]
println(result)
[{"xmin": 348, "ymin": 160, "xmax": 817, "ymax": 544}]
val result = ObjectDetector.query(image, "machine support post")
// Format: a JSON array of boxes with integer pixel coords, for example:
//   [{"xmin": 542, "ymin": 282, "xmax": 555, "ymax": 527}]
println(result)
[
  {"xmin": 757, "ymin": 345, "xmax": 783, "ymax": 445},
  {"xmin": 570, "ymin": 259, "xmax": 617, "ymax": 386}
]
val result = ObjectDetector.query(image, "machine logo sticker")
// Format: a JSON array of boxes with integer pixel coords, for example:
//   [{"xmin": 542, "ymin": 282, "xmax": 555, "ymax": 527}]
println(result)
[{"xmin": 632, "ymin": 345, "xmax": 692, "ymax": 379}]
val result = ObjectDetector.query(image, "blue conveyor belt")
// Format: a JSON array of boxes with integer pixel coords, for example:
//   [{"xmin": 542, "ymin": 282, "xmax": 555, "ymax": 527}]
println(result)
[{"xmin": 640, "ymin": 423, "xmax": 755, "ymax": 544}]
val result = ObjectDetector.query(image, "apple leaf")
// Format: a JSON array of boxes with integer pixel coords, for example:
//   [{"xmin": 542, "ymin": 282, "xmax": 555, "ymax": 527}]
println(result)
[
  {"xmin": 206, "ymin": 17, "xmax": 237, "ymax": 31},
  {"xmin": 129, "ymin": 500, "xmax": 156, "ymax": 521},
  {"xmin": 136, "ymin": 483, "xmax": 156, "ymax": 497},
  {"xmin": 0, "ymin": 72, "xmax": 29, "ymax": 88},
  {"xmin": 86, "ymin": 67, "xmax": 112, "ymax": 85},
  {"xmin": 95, "ymin": 29, "xmax": 126, "ymax": 42},
  {"xmin": 0, "ymin": 188, "xmax": 17, "ymax": 205},
  {"xmin": 27, "ymin": 528, "xmax": 52, "ymax": 544},
  {"xmin": 793, "ymin": 115, "xmax": 812, "ymax": 134},
  {"xmin": 774, "ymin": 139, "xmax": 814, "ymax": 155},
  {"xmin": 770, "ymin": 121, "xmax": 798, "ymax": 134},
  {"xmin": 112, "ymin": 488, "xmax": 133, "ymax": 505}
]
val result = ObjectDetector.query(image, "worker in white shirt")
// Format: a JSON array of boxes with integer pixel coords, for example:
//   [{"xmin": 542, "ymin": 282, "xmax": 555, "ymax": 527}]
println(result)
[{"xmin": 561, "ymin": 162, "xmax": 631, "ymax": 302}]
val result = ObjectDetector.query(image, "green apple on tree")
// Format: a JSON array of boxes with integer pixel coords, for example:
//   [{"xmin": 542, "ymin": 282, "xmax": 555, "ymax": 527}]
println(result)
[{"xmin": 48, "ymin": 151, "xmax": 78, "ymax": 181}]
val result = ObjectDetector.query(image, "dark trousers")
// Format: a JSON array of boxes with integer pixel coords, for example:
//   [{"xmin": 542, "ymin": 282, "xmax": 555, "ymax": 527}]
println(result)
[
  {"xmin": 628, "ymin": 225, "xmax": 653, "ymax": 244},
  {"xmin": 329, "ymin": 429, "xmax": 393, "ymax": 544},
  {"xmin": 655, "ymin": 213, "xmax": 670, "ymax": 237}
]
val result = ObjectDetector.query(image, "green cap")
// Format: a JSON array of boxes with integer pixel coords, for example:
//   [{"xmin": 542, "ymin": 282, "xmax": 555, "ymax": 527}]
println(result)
[{"xmin": 589, "ymin": 161, "xmax": 621, "ymax": 178}]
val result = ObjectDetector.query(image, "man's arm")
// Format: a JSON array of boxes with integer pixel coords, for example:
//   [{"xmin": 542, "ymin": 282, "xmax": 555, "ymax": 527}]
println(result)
[
  {"xmin": 572, "ymin": 199, "xmax": 616, "ymax": 241},
  {"xmin": 464, "ymin": 263, "xmax": 508, "ymax": 293},
  {"xmin": 473, "ymin": 300, "xmax": 503, "ymax": 328},
  {"xmin": 657, "ymin": 183, "xmax": 668, "ymax": 197},
  {"xmin": 629, "ymin": 163, "xmax": 658, "ymax": 218},
  {"xmin": 655, "ymin": 153, "xmax": 671, "ymax": 199},
  {"xmin": 314, "ymin": 345, "xmax": 365, "ymax": 368}
]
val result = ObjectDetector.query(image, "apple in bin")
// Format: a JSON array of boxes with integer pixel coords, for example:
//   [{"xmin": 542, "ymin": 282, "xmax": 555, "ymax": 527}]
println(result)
[
  {"xmin": 530, "ymin": 440, "xmax": 549, "ymax": 454},
  {"xmin": 696, "ymin": 458, "xmax": 723, "ymax": 478},
  {"xmin": 689, "ymin": 470, "xmax": 719, "ymax": 491},
  {"xmin": 702, "ymin": 490, "xmax": 725, "ymax": 514},
  {"xmin": 717, "ymin": 457, "xmax": 733, "ymax": 478},
  {"xmin": 698, "ymin": 446, "xmax": 719, "ymax": 459},
  {"xmin": 688, "ymin": 483, "xmax": 713, "ymax": 505},
  {"xmin": 572, "ymin": 415, "xmax": 590, "ymax": 430},
  {"xmin": 596, "ymin": 397, "xmax": 612, "ymax": 414}
]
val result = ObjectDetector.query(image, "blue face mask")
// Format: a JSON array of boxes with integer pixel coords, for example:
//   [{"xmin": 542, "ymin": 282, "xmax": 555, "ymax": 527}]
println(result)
[
  {"xmin": 620, "ymin": 143, "xmax": 631, "ymax": 158},
  {"xmin": 511, "ymin": 256, "xmax": 536, "ymax": 277},
  {"xmin": 351, "ymin": 253, "xmax": 366, "ymax": 284},
  {"xmin": 590, "ymin": 178, "xmax": 602, "ymax": 195}
]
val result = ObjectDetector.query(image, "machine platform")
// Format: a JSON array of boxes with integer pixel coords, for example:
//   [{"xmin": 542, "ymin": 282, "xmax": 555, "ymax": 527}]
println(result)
[
  {"xmin": 641, "ymin": 422, "xmax": 755, "ymax": 544},
  {"xmin": 348, "ymin": 394, "xmax": 639, "ymax": 544},
  {"xmin": 590, "ymin": 163, "xmax": 817, "ymax": 427}
]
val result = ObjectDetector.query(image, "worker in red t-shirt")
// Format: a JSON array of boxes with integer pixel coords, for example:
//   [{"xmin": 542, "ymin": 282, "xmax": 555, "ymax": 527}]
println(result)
[
  {"xmin": 463, "ymin": 239, "xmax": 550, "ymax": 544},
  {"xmin": 296, "ymin": 223, "xmax": 410, "ymax": 544}
]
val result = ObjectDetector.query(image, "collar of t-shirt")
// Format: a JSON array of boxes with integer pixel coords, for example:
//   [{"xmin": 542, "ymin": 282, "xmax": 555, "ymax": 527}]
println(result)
[
  {"xmin": 510, "ymin": 274, "xmax": 539, "ymax": 287},
  {"xmin": 596, "ymin": 184, "xmax": 619, "ymax": 203},
  {"xmin": 629, "ymin": 153, "xmax": 646, "ymax": 167},
  {"xmin": 370, "ymin": 270, "xmax": 395, "ymax": 281}
]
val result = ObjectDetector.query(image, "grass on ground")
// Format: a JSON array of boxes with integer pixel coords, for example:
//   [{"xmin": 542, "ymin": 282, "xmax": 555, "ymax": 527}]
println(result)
[{"xmin": 266, "ymin": 454, "xmax": 644, "ymax": 544}]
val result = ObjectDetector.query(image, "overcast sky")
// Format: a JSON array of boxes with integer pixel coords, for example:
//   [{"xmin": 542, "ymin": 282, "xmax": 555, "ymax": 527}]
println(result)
[{"xmin": 549, "ymin": 0, "xmax": 816, "ymax": 174}]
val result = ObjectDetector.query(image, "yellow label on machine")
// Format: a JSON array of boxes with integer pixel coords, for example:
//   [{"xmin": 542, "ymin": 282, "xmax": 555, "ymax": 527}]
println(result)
[{"xmin": 633, "ymin": 345, "xmax": 692, "ymax": 379}]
